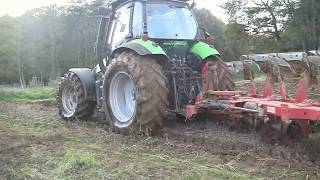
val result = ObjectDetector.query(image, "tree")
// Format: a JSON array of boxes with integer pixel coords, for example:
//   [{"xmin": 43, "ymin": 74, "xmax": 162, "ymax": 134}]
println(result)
[
  {"xmin": 221, "ymin": 1, "xmax": 251, "ymax": 60},
  {"xmin": 289, "ymin": 0, "xmax": 320, "ymax": 51},
  {"xmin": 244, "ymin": 0, "xmax": 285, "ymax": 41},
  {"xmin": 194, "ymin": 8, "xmax": 226, "ymax": 51},
  {"xmin": 221, "ymin": 0, "xmax": 302, "ymax": 55},
  {"xmin": 0, "ymin": 15, "xmax": 22, "ymax": 85},
  {"xmin": 221, "ymin": 0, "xmax": 248, "ymax": 23},
  {"xmin": 223, "ymin": 22, "xmax": 251, "ymax": 60}
]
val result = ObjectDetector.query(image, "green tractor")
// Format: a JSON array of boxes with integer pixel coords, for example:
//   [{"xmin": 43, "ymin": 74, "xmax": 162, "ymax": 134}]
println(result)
[{"xmin": 57, "ymin": 0, "xmax": 234, "ymax": 134}]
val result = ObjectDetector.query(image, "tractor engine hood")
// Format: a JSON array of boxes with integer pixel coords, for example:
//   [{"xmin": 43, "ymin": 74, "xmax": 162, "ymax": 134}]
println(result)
[{"xmin": 152, "ymin": 39, "xmax": 220, "ymax": 61}]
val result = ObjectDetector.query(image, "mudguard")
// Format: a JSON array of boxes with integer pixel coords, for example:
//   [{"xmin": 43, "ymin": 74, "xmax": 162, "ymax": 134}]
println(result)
[
  {"xmin": 112, "ymin": 39, "xmax": 167, "ymax": 57},
  {"xmin": 69, "ymin": 68, "xmax": 96, "ymax": 101},
  {"xmin": 191, "ymin": 42, "xmax": 220, "ymax": 61}
]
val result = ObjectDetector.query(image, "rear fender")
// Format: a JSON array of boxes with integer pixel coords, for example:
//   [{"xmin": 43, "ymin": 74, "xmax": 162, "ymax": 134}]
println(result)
[
  {"xmin": 111, "ymin": 39, "xmax": 167, "ymax": 59},
  {"xmin": 69, "ymin": 68, "xmax": 96, "ymax": 101},
  {"xmin": 191, "ymin": 42, "xmax": 220, "ymax": 61}
]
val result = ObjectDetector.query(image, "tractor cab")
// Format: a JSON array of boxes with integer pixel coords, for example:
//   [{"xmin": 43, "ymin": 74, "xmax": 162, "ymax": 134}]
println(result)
[{"xmin": 97, "ymin": 0, "xmax": 211, "ymax": 69}]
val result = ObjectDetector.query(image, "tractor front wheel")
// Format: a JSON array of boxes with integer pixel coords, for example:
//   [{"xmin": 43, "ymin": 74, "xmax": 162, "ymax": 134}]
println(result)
[
  {"xmin": 103, "ymin": 52, "xmax": 169, "ymax": 135},
  {"xmin": 57, "ymin": 72, "xmax": 95, "ymax": 120}
]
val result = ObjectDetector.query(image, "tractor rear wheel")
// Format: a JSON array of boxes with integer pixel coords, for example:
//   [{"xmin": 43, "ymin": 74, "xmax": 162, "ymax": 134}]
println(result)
[
  {"xmin": 206, "ymin": 56, "xmax": 235, "ymax": 91},
  {"xmin": 57, "ymin": 72, "xmax": 95, "ymax": 120},
  {"xmin": 103, "ymin": 51, "xmax": 169, "ymax": 135}
]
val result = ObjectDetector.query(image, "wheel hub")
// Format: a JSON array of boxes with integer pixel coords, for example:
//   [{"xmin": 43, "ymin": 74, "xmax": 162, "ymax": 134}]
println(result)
[
  {"xmin": 109, "ymin": 72, "xmax": 137, "ymax": 127},
  {"xmin": 62, "ymin": 84, "xmax": 78, "ymax": 117}
]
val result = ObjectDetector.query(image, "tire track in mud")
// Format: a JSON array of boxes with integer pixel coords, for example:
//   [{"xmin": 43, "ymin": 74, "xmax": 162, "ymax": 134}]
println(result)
[{"xmin": 161, "ymin": 118, "xmax": 314, "ymax": 164}]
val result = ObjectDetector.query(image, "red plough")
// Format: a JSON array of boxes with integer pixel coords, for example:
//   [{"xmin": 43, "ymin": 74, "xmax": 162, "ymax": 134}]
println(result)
[{"xmin": 186, "ymin": 71, "xmax": 320, "ymax": 139}]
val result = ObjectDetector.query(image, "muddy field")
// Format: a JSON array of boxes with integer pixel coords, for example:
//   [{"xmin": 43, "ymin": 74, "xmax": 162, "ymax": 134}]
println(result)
[
  {"xmin": 0, "ymin": 100, "xmax": 319, "ymax": 179},
  {"xmin": 1, "ymin": 77, "xmax": 320, "ymax": 179}
]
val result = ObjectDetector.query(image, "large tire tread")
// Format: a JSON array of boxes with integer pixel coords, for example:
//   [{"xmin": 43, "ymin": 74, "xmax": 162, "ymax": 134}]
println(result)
[
  {"xmin": 57, "ymin": 72, "xmax": 95, "ymax": 120},
  {"xmin": 103, "ymin": 51, "xmax": 169, "ymax": 135}
]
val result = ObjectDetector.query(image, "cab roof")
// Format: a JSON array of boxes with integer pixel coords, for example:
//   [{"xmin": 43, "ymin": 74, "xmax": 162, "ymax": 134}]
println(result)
[{"xmin": 109, "ymin": 0, "xmax": 191, "ymax": 9}]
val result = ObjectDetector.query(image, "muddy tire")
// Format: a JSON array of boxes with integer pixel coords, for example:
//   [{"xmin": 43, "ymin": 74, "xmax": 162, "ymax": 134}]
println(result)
[
  {"xmin": 103, "ymin": 51, "xmax": 169, "ymax": 135},
  {"xmin": 206, "ymin": 56, "xmax": 235, "ymax": 91},
  {"xmin": 57, "ymin": 72, "xmax": 95, "ymax": 120}
]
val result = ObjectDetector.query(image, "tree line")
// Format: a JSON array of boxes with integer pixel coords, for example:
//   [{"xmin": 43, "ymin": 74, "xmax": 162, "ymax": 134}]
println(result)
[
  {"xmin": 0, "ymin": 0, "xmax": 319, "ymax": 85},
  {"xmin": 0, "ymin": 0, "xmax": 104, "ymax": 85},
  {"xmin": 221, "ymin": 0, "xmax": 320, "ymax": 60}
]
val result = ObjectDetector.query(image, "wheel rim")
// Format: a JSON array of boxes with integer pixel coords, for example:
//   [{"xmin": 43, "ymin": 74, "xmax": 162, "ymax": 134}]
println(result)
[
  {"xmin": 62, "ymin": 84, "xmax": 78, "ymax": 117},
  {"xmin": 109, "ymin": 72, "xmax": 137, "ymax": 128}
]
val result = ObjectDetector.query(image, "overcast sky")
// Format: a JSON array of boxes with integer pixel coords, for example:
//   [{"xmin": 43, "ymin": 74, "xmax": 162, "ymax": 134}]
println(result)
[{"xmin": 0, "ymin": 0, "xmax": 228, "ymax": 22}]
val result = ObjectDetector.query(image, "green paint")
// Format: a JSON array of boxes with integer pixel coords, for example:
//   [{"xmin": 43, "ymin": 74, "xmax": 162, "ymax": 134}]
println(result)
[
  {"xmin": 190, "ymin": 42, "xmax": 220, "ymax": 60},
  {"xmin": 130, "ymin": 39, "xmax": 167, "ymax": 55}
]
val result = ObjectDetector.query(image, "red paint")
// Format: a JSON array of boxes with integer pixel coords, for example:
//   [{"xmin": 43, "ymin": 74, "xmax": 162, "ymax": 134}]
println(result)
[
  {"xmin": 263, "ymin": 75, "xmax": 273, "ymax": 98},
  {"xmin": 188, "ymin": 71, "xmax": 318, "ymax": 137},
  {"xmin": 295, "ymin": 75, "xmax": 308, "ymax": 103},
  {"xmin": 186, "ymin": 105, "xmax": 198, "ymax": 120},
  {"xmin": 142, "ymin": 33, "xmax": 149, "ymax": 41},
  {"xmin": 194, "ymin": 89, "xmax": 320, "ymax": 121},
  {"xmin": 250, "ymin": 82, "xmax": 257, "ymax": 96},
  {"xmin": 279, "ymin": 83, "xmax": 287, "ymax": 101}
]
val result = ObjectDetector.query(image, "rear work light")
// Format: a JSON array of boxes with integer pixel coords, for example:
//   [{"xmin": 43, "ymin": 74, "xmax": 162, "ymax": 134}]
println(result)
[{"xmin": 142, "ymin": 32, "xmax": 149, "ymax": 41}]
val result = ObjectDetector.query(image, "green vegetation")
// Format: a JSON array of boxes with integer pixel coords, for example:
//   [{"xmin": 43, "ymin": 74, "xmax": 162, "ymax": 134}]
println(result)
[
  {"xmin": 1, "ymin": 102, "xmax": 316, "ymax": 179},
  {"xmin": 221, "ymin": 0, "xmax": 320, "ymax": 60},
  {"xmin": 0, "ymin": 104, "xmax": 257, "ymax": 179},
  {"xmin": 1, "ymin": 0, "xmax": 319, "ymax": 85},
  {"xmin": 0, "ymin": 87, "xmax": 56, "ymax": 102}
]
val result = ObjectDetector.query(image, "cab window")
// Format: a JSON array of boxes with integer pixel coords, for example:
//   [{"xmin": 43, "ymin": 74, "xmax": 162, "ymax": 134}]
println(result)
[
  {"xmin": 110, "ymin": 4, "xmax": 131, "ymax": 49},
  {"xmin": 132, "ymin": 2, "xmax": 143, "ymax": 37}
]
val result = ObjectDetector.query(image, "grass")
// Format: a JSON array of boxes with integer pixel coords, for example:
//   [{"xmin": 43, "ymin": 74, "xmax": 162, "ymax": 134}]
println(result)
[
  {"xmin": 0, "ymin": 70, "xmax": 258, "ymax": 103},
  {"xmin": 0, "ymin": 104, "xmax": 258, "ymax": 180},
  {"xmin": 0, "ymin": 87, "xmax": 56, "ymax": 102},
  {"xmin": 1, "ymin": 73, "xmax": 318, "ymax": 179},
  {"xmin": 1, "ymin": 103, "xmax": 317, "ymax": 179}
]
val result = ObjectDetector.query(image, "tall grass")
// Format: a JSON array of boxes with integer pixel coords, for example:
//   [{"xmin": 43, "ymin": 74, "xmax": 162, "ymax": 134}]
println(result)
[{"xmin": 0, "ymin": 87, "xmax": 56, "ymax": 102}]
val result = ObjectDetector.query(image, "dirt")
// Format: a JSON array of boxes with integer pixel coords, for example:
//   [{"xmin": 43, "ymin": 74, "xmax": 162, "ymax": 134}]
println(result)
[
  {"xmin": 0, "ymin": 102, "xmax": 319, "ymax": 179},
  {"xmin": 162, "ymin": 73, "xmax": 320, "ymax": 174},
  {"xmin": 1, "ymin": 74, "xmax": 320, "ymax": 179},
  {"xmin": 162, "ymin": 118, "xmax": 320, "ymax": 175}
]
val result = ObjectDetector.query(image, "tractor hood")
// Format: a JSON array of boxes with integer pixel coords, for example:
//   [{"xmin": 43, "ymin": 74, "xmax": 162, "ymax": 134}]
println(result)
[
  {"xmin": 153, "ymin": 39, "xmax": 220, "ymax": 61},
  {"xmin": 111, "ymin": 38, "xmax": 221, "ymax": 62}
]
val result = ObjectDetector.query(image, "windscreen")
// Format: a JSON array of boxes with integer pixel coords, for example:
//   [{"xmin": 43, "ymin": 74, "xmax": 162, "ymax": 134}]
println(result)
[{"xmin": 146, "ymin": 3, "xmax": 198, "ymax": 39}]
